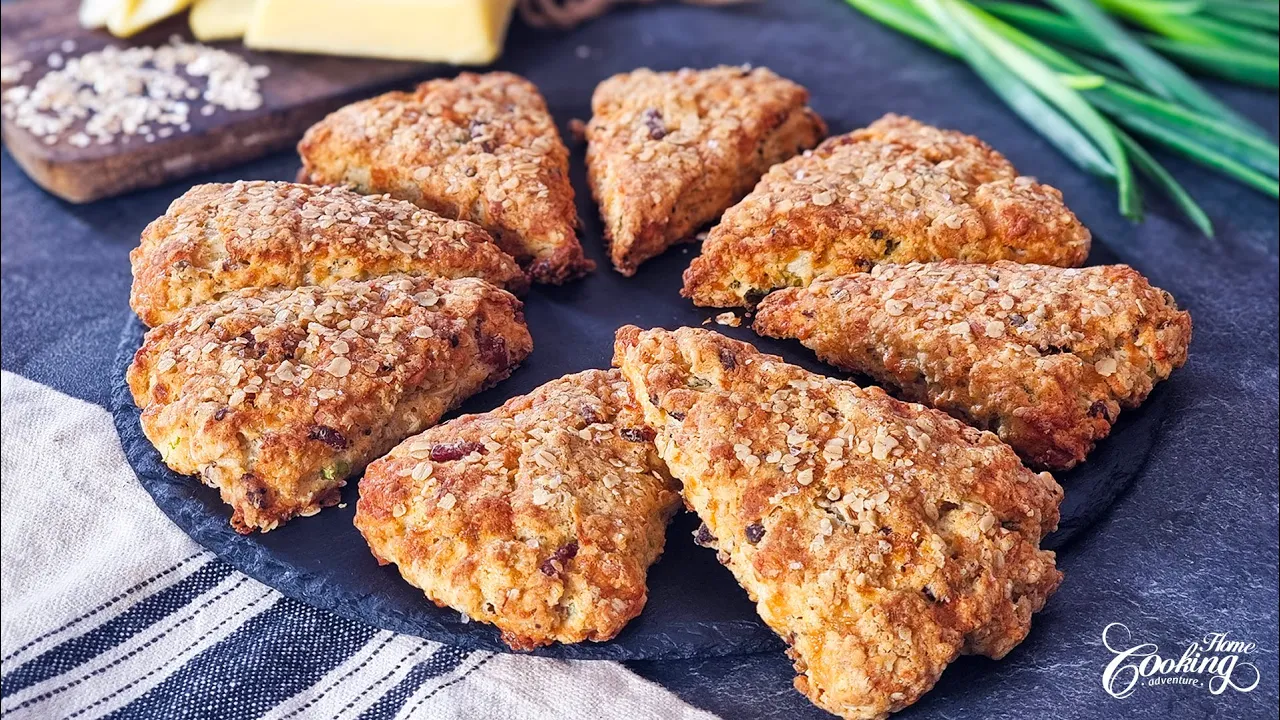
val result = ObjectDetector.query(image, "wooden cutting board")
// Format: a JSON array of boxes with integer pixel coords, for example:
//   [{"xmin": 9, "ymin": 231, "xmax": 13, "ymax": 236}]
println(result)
[{"xmin": 0, "ymin": 0, "xmax": 439, "ymax": 203}]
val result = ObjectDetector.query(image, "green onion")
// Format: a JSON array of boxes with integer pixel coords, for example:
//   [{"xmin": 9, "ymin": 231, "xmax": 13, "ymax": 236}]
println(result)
[
  {"xmin": 981, "ymin": 2, "xmax": 1280, "ymax": 89},
  {"xmin": 1105, "ymin": 111, "xmax": 1280, "ymax": 197},
  {"xmin": 1099, "ymin": 0, "xmax": 1279, "ymax": 55},
  {"xmin": 1101, "ymin": 0, "xmax": 1203, "ymax": 17},
  {"xmin": 844, "ymin": 0, "xmax": 955, "ymax": 53},
  {"xmin": 1206, "ymin": 4, "xmax": 1280, "ymax": 33},
  {"xmin": 1175, "ymin": 14, "xmax": 1278, "ymax": 53},
  {"xmin": 1089, "ymin": 83, "xmax": 1279, "ymax": 180},
  {"xmin": 971, "ymin": 13, "xmax": 1277, "ymax": 179},
  {"xmin": 911, "ymin": 0, "xmax": 1121, "ymax": 181},
  {"xmin": 1045, "ymin": 0, "xmax": 1268, "ymax": 138},
  {"xmin": 979, "ymin": 2, "xmax": 1107, "ymax": 52},
  {"xmin": 969, "ymin": 4, "xmax": 1279, "ymax": 186},
  {"xmin": 1062, "ymin": 73, "xmax": 1108, "ymax": 90},
  {"xmin": 1062, "ymin": 48, "xmax": 1139, "ymax": 85},
  {"xmin": 966, "ymin": 4, "xmax": 1278, "ymax": 183},
  {"xmin": 940, "ymin": 0, "xmax": 1142, "ymax": 217},
  {"xmin": 849, "ymin": 0, "xmax": 1121, "ymax": 180},
  {"xmin": 1119, "ymin": 129, "xmax": 1214, "ymax": 236},
  {"xmin": 1144, "ymin": 36, "xmax": 1279, "ymax": 89}
]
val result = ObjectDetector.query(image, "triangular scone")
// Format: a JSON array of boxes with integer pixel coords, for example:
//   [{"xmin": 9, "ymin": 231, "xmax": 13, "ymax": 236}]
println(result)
[
  {"xmin": 682, "ymin": 114, "xmax": 1092, "ymax": 307},
  {"xmin": 298, "ymin": 72, "xmax": 593, "ymax": 284},
  {"xmin": 613, "ymin": 326, "xmax": 1062, "ymax": 720},
  {"xmin": 127, "ymin": 276, "xmax": 533, "ymax": 533},
  {"xmin": 756, "ymin": 261, "xmax": 1191, "ymax": 470},
  {"xmin": 586, "ymin": 66, "xmax": 825, "ymax": 275},
  {"xmin": 356, "ymin": 369, "xmax": 681, "ymax": 651},
  {"xmin": 130, "ymin": 181, "xmax": 528, "ymax": 327}
]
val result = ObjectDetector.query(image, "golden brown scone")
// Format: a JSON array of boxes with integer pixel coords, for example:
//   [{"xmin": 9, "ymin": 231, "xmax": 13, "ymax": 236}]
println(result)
[
  {"xmin": 297, "ymin": 72, "xmax": 593, "ymax": 284},
  {"xmin": 755, "ymin": 261, "xmax": 1191, "ymax": 470},
  {"xmin": 613, "ymin": 326, "xmax": 1062, "ymax": 720},
  {"xmin": 355, "ymin": 369, "xmax": 680, "ymax": 650},
  {"xmin": 127, "ymin": 275, "xmax": 533, "ymax": 534},
  {"xmin": 129, "ymin": 181, "xmax": 529, "ymax": 327},
  {"xmin": 585, "ymin": 66, "xmax": 825, "ymax": 275},
  {"xmin": 682, "ymin": 113, "xmax": 1092, "ymax": 307}
]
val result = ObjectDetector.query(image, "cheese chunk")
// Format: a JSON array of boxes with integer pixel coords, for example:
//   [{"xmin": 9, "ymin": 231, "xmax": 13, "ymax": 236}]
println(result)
[
  {"xmin": 244, "ymin": 0, "xmax": 517, "ymax": 65},
  {"xmin": 106, "ymin": 0, "xmax": 193, "ymax": 38},
  {"xmin": 79, "ymin": 0, "xmax": 119, "ymax": 29},
  {"xmin": 190, "ymin": 0, "xmax": 258, "ymax": 41}
]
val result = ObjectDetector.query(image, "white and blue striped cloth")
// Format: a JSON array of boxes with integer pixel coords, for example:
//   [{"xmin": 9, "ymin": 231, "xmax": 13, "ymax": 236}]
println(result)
[{"xmin": 0, "ymin": 371, "xmax": 717, "ymax": 720}]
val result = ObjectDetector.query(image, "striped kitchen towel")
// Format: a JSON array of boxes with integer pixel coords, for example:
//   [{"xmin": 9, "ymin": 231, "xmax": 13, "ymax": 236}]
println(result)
[{"xmin": 0, "ymin": 371, "xmax": 717, "ymax": 720}]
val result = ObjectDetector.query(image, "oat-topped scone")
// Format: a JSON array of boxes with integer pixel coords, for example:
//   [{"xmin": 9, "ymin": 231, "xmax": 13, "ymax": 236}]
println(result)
[
  {"xmin": 127, "ymin": 276, "xmax": 533, "ymax": 533},
  {"xmin": 755, "ymin": 262, "xmax": 1192, "ymax": 470},
  {"xmin": 682, "ymin": 114, "xmax": 1092, "ymax": 307},
  {"xmin": 613, "ymin": 326, "xmax": 1062, "ymax": 720},
  {"xmin": 129, "ymin": 181, "xmax": 528, "ymax": 327},
  {"xmin": 585, "ymin": 66, "xmax": 825, "ymax": 275},
  {"xmin": 356, "ymin": 369, "xmax": 681, "ymax": 650},
  {"xmin": 297, "ymin": 72, "xmax": 593, "ymax": 284}
]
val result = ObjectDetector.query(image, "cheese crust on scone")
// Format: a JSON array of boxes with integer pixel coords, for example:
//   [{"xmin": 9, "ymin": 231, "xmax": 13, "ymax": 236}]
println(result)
[
  {"xmin": 585, "ymin": 66, "xmax": 825, "ymax": 275},
  {"xmin": 128, "ymin": 276, "xmax": 532, "ymax": 533},
  {"xmin": 130, "ymin": 181, "xmax": 528, "ymax": 327},
  {"xmin": 613, "ymin": 326, "xmax": 1062, "ymax": 720},
  {"xmin": 298, "ymin": 72, "xmax": 593, "ymax": 284},
  {"xmin": 356, "ymin": 369, "xmax": 680, "ymax": 650},
  {"xmin": 682, "ymin": 114, "xmax": 1092, "ymax": 307},
  {"xmin": 755, "ymin": 261, "xmax": 1192, "ymax": 470}
]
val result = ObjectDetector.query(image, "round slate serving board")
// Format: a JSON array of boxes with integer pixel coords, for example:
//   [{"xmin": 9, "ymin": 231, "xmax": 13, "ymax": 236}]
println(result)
[{"xmin": 109, "ymin": 230, "xmax": 1164, "ymax": 661}]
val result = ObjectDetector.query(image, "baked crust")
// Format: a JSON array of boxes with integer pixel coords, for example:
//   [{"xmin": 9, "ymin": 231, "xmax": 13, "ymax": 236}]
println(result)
[
  {"xmin": 129, "ymin": 181, "xmax": 528, "ymax": 327},
  {"xmin": 585, "ymin": 66, "xmax": 825, "ymax": 275},
  {"xmin": 755, "ymin": 261, "xmax": 1192, "ymax": 470},
  {"xmin": 613, "ymin": 326, "xmax": 1062, "ymax": 720},
  {"xmin": 355, "ymin": 369, "xmax": 680, "ymax": 650},
  {"xmin": 127, "ymin": 275, "xmax": 532, "ymax": 533},
  {"xmin": 682, "ymin": 114, "xmax": 1092, "ymax": 307},
  {"xmin": 298, "ymin": 72, "xmax": 593, "ymax": 284}
]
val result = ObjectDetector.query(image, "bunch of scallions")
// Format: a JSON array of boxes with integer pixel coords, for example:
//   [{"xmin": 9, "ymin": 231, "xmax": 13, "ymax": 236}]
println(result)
[{"xmin": 843, "ymin": 0, "xmax": 1279, "ymax": 236}]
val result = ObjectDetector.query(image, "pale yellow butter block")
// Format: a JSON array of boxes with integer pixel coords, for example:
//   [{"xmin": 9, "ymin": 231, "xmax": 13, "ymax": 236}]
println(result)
[
  {"xmin": 244, "ymin": 0, "xmax": 517, "ymax": 65},
  {"xmin": 107, "ymin": 0, "xmax": 194, "ymax": 38},
  {"xmin": 190, "ymin": 0, "xmax": 258, "ymax": 41}
]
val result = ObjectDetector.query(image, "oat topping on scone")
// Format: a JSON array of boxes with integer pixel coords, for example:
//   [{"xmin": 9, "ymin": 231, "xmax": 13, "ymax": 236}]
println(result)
[
  {"xmin": 755, "ymin": 261, "xmax": 1192, "ymax": 470},
  {"xmin": 130, "ymin": 181, "xmax": 528, "ymax": 326},
  {"xmin": 613, "ymin": 326, "xmax": 1062, "ymax": 720},
  {"xmin": 127, "ymin": 275, "xmax": 532, "ymax": 533},
  {"xmin": 586, "ymin": 66, "xmax": 825, "ymax": 275},
  {"xmin": 298, "ymin": 72, "xmax": 593, "ymax": 284},
  {"xmin": 356, "ymin": 369, "xmax": 680, "ymax": 650},
  {"xmin": 683, "ymin": 114, "xmax": 1092, "ymax": 307}
]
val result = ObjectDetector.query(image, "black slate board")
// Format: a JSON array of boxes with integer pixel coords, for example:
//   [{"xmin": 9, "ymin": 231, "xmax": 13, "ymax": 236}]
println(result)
[{"xmin": 108, "ymin": 224, "xmax": 1164, "ymax": 660}]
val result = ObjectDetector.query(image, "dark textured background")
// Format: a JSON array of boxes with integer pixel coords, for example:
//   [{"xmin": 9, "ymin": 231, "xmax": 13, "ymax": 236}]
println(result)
[{"xmin": 2, "ymin": 1, "xmax": 1277, "ymax": 717}]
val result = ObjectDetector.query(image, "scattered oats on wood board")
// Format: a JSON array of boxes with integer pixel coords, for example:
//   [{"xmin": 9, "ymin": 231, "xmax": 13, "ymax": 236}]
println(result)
[{"xmin": 1, "ymin": 36, "xmax": 268, "ymax": 147}]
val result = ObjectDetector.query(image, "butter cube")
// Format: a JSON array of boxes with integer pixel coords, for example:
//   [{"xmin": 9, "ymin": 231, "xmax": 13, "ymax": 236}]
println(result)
[
  {"xmin": 190, "ymin": 0, "xmax": 258, "ymax": 41},
  {"xmin": 244, "ymin": 0, "xmax": 518, "ymax": 65}
]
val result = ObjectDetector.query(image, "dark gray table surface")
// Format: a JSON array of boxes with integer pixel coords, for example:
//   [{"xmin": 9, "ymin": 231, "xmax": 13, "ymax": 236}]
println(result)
[{"xmin": 3, "ymin": 2, "xmax": 1277, "ymax": 718}]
